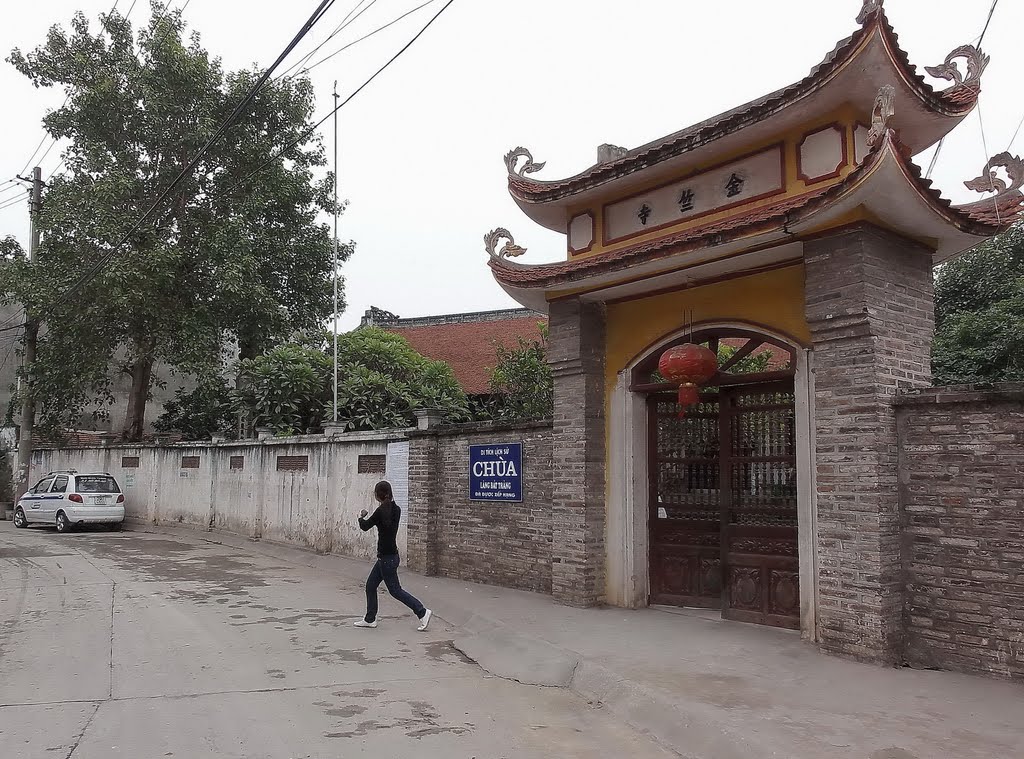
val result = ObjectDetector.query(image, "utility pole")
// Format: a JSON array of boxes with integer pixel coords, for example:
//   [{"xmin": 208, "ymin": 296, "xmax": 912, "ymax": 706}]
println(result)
[
  {"xmin": 14, "ymin": 167, "xmax": 42, "ymax": 500},
  {"xmin": 332, "ymin": 81, "xmax": 340, "ymax": 424}
]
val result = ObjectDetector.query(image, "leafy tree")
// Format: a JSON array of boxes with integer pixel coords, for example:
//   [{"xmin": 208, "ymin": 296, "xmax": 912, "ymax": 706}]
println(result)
[
  {"xmin": 2, "ymin": 4, "xmax": 350, "ymax": 441},
  {"xmin": 717, "ymin": 343, "xmax": 773, "ymax": 375},
  {"xmin": 233, "ymin": 340, "xmax": 333, "ymax": 436},
  {"xmin": 154, "ymin": 373, "xmax": 236, "ymax": 441},
  {"xmin": 233, "ymin": 329, "xmax": 469, "ymax": 435},
  {"xmin": 487, "ymin": 323, "xmax": 553, "ymax": 422},
  {"xmin": 932, "ymin": 225, "xmax": 1024, "ymax": 384}
]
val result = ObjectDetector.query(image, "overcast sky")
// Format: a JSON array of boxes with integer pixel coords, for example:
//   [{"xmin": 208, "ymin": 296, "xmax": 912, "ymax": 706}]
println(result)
[{"xmin": 1, "ymin": 0, "xmax": 1021, "ymax": 331}]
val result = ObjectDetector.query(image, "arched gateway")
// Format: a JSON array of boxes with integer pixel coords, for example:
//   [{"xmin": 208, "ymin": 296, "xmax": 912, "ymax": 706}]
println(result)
[
  {"xmin": 485, "ymin": 1, "xmax": 1023, "ymax": 660},
  {"xmin": 633, "ymin": 327, "xmax": 803, "ymax": 628}
]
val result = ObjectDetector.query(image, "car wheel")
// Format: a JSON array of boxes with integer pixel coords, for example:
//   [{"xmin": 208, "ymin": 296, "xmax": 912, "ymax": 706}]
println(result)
[
  {"xmin": 55, "ymin": 511, "xmax": 71, "ymax": 533},
  {"xmin": 13, "ymin": 508, "xmax": 27, "ymax": 529}
]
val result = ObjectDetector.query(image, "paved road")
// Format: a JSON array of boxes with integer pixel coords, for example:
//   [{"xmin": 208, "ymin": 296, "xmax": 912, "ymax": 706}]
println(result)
[{"xmin": 0, "ymin": 522, "xmax": 674, "ymax": 759}]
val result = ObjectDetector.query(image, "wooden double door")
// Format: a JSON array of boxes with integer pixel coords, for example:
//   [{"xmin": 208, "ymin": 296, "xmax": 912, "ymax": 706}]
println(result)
[{"xmin": 647, "ymin": 381, "xmax": 800, "ymax": 629}]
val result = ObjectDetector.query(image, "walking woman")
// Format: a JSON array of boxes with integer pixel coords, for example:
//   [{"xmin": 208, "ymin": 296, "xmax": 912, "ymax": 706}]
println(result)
[{"xmin": 354, "ymin": 480, "xmax": 432, "ymax": 631}]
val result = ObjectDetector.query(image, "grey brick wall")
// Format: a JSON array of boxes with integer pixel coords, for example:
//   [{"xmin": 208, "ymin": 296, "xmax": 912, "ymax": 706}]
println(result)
[
  {"xmin": 897, "ymin": 385, "xmax": 1024, "ymax": 680},
  {"xmin": 805, "ymin": 223, "xmax": 935, "ymax": 663},
  {"xmin": 406, "ymin": 421, "xmax": 553, "ymax": 594},
  {"xmin": 548, "ymin": 298, "xmax": 607, "ymax": 607},
  {"xmin": 406, "ymin": 433, "xmax": 439, "ymax": 575}
]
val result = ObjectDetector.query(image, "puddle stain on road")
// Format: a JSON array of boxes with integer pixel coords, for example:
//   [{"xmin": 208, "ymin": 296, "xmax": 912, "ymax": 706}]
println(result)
[{"xmin": 317, "ymin": 691, "xmax": 474, "ymax": 741}]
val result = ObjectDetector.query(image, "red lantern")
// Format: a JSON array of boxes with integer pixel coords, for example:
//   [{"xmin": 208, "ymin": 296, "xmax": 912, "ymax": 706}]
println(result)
[{"xmin": 658, "ymin": 343, "xmax": 718, "ymax": 415}]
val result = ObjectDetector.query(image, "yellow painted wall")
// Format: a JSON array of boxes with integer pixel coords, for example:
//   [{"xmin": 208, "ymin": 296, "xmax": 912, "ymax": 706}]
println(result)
[{"xmin": 603, "ymin": 264, "xmax": 810, "ymax": 395}]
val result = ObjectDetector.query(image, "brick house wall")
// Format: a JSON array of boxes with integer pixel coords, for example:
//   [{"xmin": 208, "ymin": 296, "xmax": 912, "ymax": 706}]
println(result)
[
  {"xmin": 805, "ymin": 223, "xmax": 935, "ymax": 664},
  {"xmin": 548, "ymin": 298, "xmax": 607, "ymax": 607},
  {"xmin": 897, "ymin": 384, "xmax": 1024, "ymax": 680},
  {"xmin": 406, "ymin": 420, "xmax": 554, "ymax": 594}
]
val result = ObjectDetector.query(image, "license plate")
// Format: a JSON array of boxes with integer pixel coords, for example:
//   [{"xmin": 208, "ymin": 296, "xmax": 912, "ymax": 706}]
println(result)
[{"xmin": 90, "ymin": 496, "xmax": 112, "ymax": 505}]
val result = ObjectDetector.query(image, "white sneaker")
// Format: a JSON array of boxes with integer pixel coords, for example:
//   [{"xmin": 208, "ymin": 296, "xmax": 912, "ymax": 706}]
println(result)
[
  {"xmin": 354, "ymin": 619, "xmax": 377, "ymax": 628},
  {"xmin": 417, "ymin": 609, "xmax": 432, "ymax": 632}
]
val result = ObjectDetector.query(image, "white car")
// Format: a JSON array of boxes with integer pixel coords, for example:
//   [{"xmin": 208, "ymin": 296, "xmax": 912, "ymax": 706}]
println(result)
[{"xmin": 13, "ymin": 471, "xmax": 126, "ymax": 532}]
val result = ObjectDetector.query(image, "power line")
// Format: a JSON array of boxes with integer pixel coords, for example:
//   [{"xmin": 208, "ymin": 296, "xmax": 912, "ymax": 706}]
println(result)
[
  {"xmin": 16, "ymin": 0, "xmax": 153, "ymax": 184},
  {"xmin": 16, "ymin": 134, "xmax": 51, "ymax": 178},
  {"xmin": 220, "ymin": 0, "xmax": 456, "ymax": 201},
  {"xmin": 976, "ymin": 101, "xmax": 1001, "ymax": 225},
  {"xmin": 303, "ymin": 0, "xmax": 438, "ymax": 77},
  {"xmin": 42, "ymin": 1, "xmax": 198, "ymax": 188},
  {"xmin": 45, "ymin": 159, "xmax": 67, "ymax": 183},
  {"xmin": 926, "ymin": 0, "xmax": 1001, "ymax": 181},
  {"xmin": 0, "ymin": 332, "xmax": 22, "ymax": 378},
  {"xmin": 976, "ymin": 0, "xmax": 999, "ymax": 47},
  {"xmin": 60, "ymin": 0, "xmax": 342, "ymax": 301},
  {"xmin": 0, "ymin": 192, "xmax": 29, "ymax": 213},
  {"xmin": 0, "ymin": 317, "xmax": 27, "ymax": 333},
  {"xmin": 277, "ymin": 0, "xmax": 378, "ymax": 81},
  {"xmin": 0, "ymin": 182, "xmax": 26, "ymax": 200},
  {"xmin": 1007, "ymin": 112, "xmax": 1024, "ymax": 153}
]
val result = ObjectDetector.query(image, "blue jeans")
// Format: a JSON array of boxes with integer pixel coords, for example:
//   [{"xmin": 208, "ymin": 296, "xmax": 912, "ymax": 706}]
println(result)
[{"xmin": 364, "ymin": 554, "xmax": 425, "ymax": 623}]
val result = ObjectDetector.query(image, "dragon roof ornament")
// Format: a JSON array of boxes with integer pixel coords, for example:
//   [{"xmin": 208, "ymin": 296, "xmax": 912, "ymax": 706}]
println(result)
[
  {"xmin": 926, "ymin": 45, "xmax": 990, "ymax": 91},
  {"xmin": 504, "ymin": 147, "xmax": 546, "ymax": 177},
  {"xmin": 857, "ymin": 0, "xmax": 884, "ymax": 25},
  {"xmin": 963, "ymin": 152, "xmax": 1024, "ymax": 203},
  {"xmin": 484, "ymin": 228, "xmax": 527, "ymax": 260},
  {"xmin": 867, "ymin": 85, "xmax": 896, "ymax": 147}
]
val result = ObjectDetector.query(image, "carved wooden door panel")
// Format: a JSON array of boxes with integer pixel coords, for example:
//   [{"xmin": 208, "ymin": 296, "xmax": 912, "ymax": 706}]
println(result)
[
  {"xmin": 648, "ymin": 393, "xmax": 722, "ymax": 608},
  {"xmin": 719, "ymin": 383, "xmax": 800, "ymax": 629}
]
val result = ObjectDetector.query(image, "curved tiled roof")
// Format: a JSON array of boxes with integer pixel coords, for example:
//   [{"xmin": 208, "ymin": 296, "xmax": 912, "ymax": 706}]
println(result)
[
  {"xmin": 507, "ymin": 5, "xmax": 983, "ymax": 206},
  {"xmin": 491, "ymin": 131, "xmax": 1024, "ymax": 290}
]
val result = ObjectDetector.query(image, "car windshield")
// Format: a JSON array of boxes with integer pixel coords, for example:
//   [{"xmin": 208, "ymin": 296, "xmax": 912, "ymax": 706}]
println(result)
[{"xmin": 76, "ymin": 476, "xmax": 120, "ymax": 494}]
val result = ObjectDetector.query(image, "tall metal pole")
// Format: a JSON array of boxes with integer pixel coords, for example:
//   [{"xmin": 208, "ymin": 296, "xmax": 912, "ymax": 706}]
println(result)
[
  {"xmin": 332, "ymin": 81, "xmax": 340, "ymax": 423},
  {"xmin": 15, "ymin": 167, "xmax": 43, "ymax": 501}
]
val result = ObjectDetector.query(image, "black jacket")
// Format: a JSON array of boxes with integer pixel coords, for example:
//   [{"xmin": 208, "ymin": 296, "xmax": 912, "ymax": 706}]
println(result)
[{"xmin": 358, "ymin": 500, "xmax": 401, "ymax": 557}]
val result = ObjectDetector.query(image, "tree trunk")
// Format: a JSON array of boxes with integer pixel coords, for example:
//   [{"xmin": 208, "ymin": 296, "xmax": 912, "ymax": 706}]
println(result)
[
  {"xmin": 235, "ymin": 333, "xmax": 259, "ymax": 439},
  {"xmin": 122, "ymin": 345, "xmax": 155, "ymax": 442}
]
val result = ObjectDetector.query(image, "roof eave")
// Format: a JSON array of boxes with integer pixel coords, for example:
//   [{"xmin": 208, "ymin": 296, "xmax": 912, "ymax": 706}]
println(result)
[
  {"xmin": 490, "ymin": 131, "xmax": 1020, "ymax": 295},
  {"xmin": 505, "ymin": 7, "xmax": 984, "ymax": 211}
]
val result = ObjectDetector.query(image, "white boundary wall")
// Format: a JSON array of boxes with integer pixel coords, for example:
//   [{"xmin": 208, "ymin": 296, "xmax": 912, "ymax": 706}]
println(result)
[{"xmin": 34, "ymin": 430, "xmax": 412, "ymax": 560}]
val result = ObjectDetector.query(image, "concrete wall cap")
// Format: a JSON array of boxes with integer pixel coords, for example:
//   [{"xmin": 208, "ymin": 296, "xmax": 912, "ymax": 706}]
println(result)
[
  {"xmin": 896, "ymin": 383, "xmax": 1024, "ymax": 406},
  {"xmin": 409, "ymin": 419, "xmax": 553, "ymax": 438}
]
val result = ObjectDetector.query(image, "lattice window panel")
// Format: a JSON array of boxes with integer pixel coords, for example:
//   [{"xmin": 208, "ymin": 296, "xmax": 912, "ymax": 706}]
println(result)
[
  {"xmin": 358, "ymin": 455, "xmax": 386, "ymax": 474},
  {"xmin": 229, "ymin": 456, "xmax": 245, "ymax": 471},
  {"xmin": 277, "ymin": 455, "xmax": 309, "ymax": 472},
  {"xmin": 181, "ymin": 456, "xmax": 200, "ymax": 469},
  {"xmin": 121, "ymin": 456, "xmax": 140, "ymax": 468}
]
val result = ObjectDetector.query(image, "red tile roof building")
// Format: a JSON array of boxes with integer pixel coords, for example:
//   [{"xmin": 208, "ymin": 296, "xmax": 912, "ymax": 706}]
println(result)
[{"xmin": 360, "ymin": 307, "xmax": 546, "ymax": 396}]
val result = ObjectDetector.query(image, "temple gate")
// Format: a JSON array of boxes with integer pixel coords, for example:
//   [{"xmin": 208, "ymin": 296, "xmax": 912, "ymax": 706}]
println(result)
[{"xmin": 485, "ymin": 0, "xmax": 1024, "ymax": 662}]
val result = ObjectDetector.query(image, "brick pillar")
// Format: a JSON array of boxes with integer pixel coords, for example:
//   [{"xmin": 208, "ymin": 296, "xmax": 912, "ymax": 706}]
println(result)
[
  {"xmin": 804, "ymin": 223, "xmax": 935, "ymax": 664},
  {"xmin": 548, "ymin": 298, "xmax": 607, "ymax": 606},
  {"xmin": 406, "ymin": 432, "xmax": 439, "ymax": 575}
]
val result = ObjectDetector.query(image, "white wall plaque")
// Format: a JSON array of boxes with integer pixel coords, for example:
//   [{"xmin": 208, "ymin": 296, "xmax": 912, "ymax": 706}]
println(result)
[
  {"xmin": 798, "ymin": 125, "xmax": 846, "ymax": 184},
  {"xmin": 568, "ymin": 212, "xmax": 595, "ymax": 253},
  {"xmin": 604, "ymin": 144, "xmax": 785, "ymax": 244}
]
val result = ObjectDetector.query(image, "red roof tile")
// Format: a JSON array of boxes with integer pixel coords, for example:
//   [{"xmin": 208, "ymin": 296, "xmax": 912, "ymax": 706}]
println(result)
[{"xmin": 386, "ymin": 316, "xmax": 547, "ymax": 395}]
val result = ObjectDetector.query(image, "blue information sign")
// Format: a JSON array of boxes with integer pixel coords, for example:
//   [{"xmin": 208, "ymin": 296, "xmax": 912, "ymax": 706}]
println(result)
[{"xmin": 469, "ymin": 442, "xmax": 523, "ymax": 502}]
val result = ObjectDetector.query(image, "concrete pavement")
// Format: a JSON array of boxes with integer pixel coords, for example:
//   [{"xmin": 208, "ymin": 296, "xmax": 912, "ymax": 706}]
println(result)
[
  {"xmin": 124, "ymin": 520, "xmax": 1024, "ymax": 759},
  {"xmin": 0, "ymin": 522, "xmax": 675, "ymax": 759},
  {"xmin": 4, "ymin": 520, "xmax": 1023, "ymax": 759}
]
